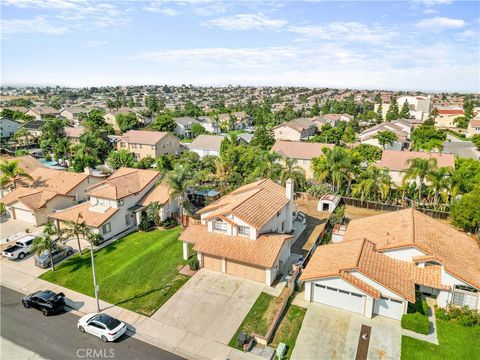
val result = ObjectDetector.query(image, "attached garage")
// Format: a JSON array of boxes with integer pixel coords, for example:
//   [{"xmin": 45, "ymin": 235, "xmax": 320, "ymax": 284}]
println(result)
[
  {"xmin": 312, "ymin": 283, "xmax": 366, "ymax": 314},
  {"xmin": 373, "ymin": 297, "xmax": 405, "ymax": 320},
  {"xmin": 226, "ymin": 259, "xmax": 265, "ymax": 283},
  {"xmin": 11, "ymin": 207, "xmax": 36, "ymax": 224},
  {"xmin": 203, "ymin": 255, "xmax": 222, "ymax": 272}
]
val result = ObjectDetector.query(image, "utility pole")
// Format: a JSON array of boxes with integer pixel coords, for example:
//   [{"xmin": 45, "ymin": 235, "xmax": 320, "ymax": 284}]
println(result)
[{"xmin": 90, "ymin": 242, "xmax": 100, "ymax": 312}]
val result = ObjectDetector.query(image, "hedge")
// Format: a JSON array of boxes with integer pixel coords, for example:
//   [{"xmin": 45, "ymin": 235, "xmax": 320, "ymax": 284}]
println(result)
[{"xmin": 401, "ymin": 312, "xmax": 430, "ymax": 335}]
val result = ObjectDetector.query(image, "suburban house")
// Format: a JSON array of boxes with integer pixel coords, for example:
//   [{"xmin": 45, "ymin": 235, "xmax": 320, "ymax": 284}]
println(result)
[
  {"xmin": 50, "ymin": 168, "xmax": 160, "ymax": 241},
  {"xmin": 0, "ymin": 117, "xmax": 21, "ymax": 138},
  {"xmin": 189, "ymin": 134, "xmax": 224, "ymax": 158},
  {"xmin": 466, "ymin": 119, "xmax": 480, "ymax": 138},
  {"xmin": 231, "ymin": 111, "xmax": 252, "ymax": 129},
  {"xmin": 117, "ymin": 130, "xmax": 180, "ymax": 160},
  {"xmin": 271, "ymin": 140, "xmax": 334, "ymax": 179},
  {"xmin": 64, "ymin": 126, "xmax": 86, "ymax": 144},
  {"xmin": 103, "ymin": 107, "xmax": 151, "ymax": 133},
  {"xmin": 179, "ymin": 179, "xmax": 295, "ymax": 285},
  {"xmin": 273, "ymin": 118, "xmax": 317, "ymax": 142},
  {"xmin": 136, "ymin": 182, "xmax": 178, "ymax": 221},
  {"xmin": 0, "ymin": 155, "xmax": 47, "ymax": 197},
  {"xmin": 1, "ymin": 168, "xmax": 102, "ymax": 226},
  {"xmin": 22, "ymin": 120, "xmax": 44, "ymax": 138},
  {"xmin": 174, "ymin": 117, "xmax": 200, "ymax": 138},
  {"xmin": 435, "ymin": 109, "xmax": 464, "ymax": 128},
  {"xmin": 360, "ymin": 121, "xmax": 410, "ymax": 150},
  {"xmin": 301, "ymin": 209, "xmax": 480, "ymax": 320},
  {"xmin": 60, "ymin": 107, "xmax": 89, "ymax": 126},
  {"xmin": 375, "ymin": 96, "xmax": 432, "ymax": 121},
  {"xmin": 25, "ymin": 106, "xmax": 60, "ymax": 120},
  {"xmin": 379, "ymin": 150, "xmax": 455, "ymax": 186},
  {"xmin": 318, "ymin": 113, "xmax": 354, "ymax": 126},
  {"xmin": 197, "ymin": 116, "xmax": 221, "ymax": 134}
]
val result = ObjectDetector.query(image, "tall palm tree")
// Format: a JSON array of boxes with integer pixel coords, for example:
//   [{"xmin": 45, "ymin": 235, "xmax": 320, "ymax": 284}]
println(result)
[
  {"xmin": 426, "ymin": 167, "xmax": 454, "ymax": 206},
  {"xmin": 352, "ymin": 165, "xmax": 392, "ymax": 203},
  {"xmin": 0, "ymin": 160, "xmax": 33, "ymax": 189},
  {"xmin": 403, "ymin": 157, "xmax": 438, "ymax": 201},
  {"xmin": 61, "ymin": 213, "xmax": 90, "ymax": 254},
  {"xmin": 166, "ymin": 164, "xmax": 195, "ymax": 222},
  {"xmin": 262, "ymin": 152, "xmax": 282, "ymax": 181},
  {"xmin": 32, "ymin": 233, "xmax": 60, "ymax": 272},
  {"xmin": 312, "ymin": 147, "xmax": 351, "ymax": 194},
  {"xmin": 280, "ymin": 157, "xmax": 306, "ymax": 189}
]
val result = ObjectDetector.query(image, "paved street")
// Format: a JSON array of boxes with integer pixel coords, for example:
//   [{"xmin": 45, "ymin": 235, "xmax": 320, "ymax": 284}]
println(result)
[
  {"xmin": 443, "ymin": 134, "xmax": 480, "ymax": 160},
  {"xmin": 0, "ymin": 286, "xmax": 184, "ymax": 360}
]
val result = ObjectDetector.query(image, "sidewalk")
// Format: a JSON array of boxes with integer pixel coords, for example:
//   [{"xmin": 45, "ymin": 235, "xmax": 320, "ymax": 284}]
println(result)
[
  {"xmin": 401, "ymin": 303, "xmax": 439, "ymax": 345},
  {"xmin": 1, "ymin": 338, "xmax": 47, "ymax": 360},
  {"xmin": 0, "ymin": 262, "xmax": 261, "ymax": 360}
]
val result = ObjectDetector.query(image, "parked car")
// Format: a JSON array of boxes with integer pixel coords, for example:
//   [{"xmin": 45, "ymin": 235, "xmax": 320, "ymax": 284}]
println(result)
[
  {"xmin": 34, "ymin": 245, "xmax": 74, "ymax": 268},
  {"xmin": 78, "ymin": 313, "xmax": 127, "ymax": 342},
  {"xmin": 22, "ymin": 290, "xmax": 66, "ymax": 316},
  {"xmin": 2, "ymin": 235, "xmax": 35, "ymax": 260}
]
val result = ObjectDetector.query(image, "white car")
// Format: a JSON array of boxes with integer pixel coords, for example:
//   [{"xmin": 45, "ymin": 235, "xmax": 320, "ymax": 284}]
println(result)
[
  {"xmin": 77, "ymin": 313, "xmax": 127, "ymax": 342},
  {"xmin": 2, "ymin": 235, "xmax": 35, "ymax": 260}
]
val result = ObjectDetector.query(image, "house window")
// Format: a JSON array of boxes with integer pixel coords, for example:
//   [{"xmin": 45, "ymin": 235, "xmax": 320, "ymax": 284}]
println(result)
[
  {"xmin": 213, "ymin": 221, "xmax": 227, "ymax": 232},
  {"xmin": 281, "ymin": 221, "xmax": 285, "ymax": 232},
  {"xmin": 452, "ymin": 285, "xmax": 478, "ymax": 308},
  {"xmin": 102, "ymin": 223, "xmax": 111, "ymax": 234},
  {"xmin": 238, "ymin": 226, "xmax": 250, "ymax": 236},
  {"xmin": 125, "ymin": 214, "xmax": 131, "ymax": 226},
  {"xmin": 98, "ymin": 198, "xmax": 109, "ymax": 206}
]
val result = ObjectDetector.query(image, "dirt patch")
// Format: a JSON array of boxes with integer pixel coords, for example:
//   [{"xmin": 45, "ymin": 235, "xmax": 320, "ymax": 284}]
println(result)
[{"xmin": 344, "ymin": 206, "xmax": 387, "ymax": 221}]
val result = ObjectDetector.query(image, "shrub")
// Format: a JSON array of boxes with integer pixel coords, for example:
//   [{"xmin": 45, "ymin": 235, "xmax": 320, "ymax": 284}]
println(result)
[
  {"xmin": 401, "ymin": 313, "xmax": 430, "ymax": 335},
  {"xmin": 442, "ymin": 304, "xmax": 480, "ymax": 327},
  {"xmin": 189, "ymin": 257, "xmax": 200, "ymax": 271},
  {"xmin": 307, "ymin": 184, "xmax": 332, "ymax": 198},
  {"xmin": 436, "ymin": 307, "xmax": 449, "ymax": 321}
]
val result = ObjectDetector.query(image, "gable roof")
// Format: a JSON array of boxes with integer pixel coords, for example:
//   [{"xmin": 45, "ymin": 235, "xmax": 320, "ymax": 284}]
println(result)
[
  {"xmin": 50, "ymin": 202, "xmax": 118, "ymax": 228},
  {"xmin": 64, "ymin": 126, "xmax": 85, "ymax": 139},
  {"xmin": 343, "ymin": 208, "xmax": 480, "ymax": 290},
  {"xmin": 120, "ymin": 130, "xmax": 169, "ymax": 145},
  {"xmin": 190, "ymin": 134, "xmax": 224, "ymax": 151},
  {"xmin": 274, "ymin": 118, "xmax": 315, "ymax": 133},
  {"xmin": 29, "ymin": 168, "xmax": 90, "ymax": 194},
  {"xmin": 197, "ymin": 179, "xmax": 289, "ymax": 230},
  {"xmin": 179, "ymin": 224, "xmax": 292, "ymax": 268},
  {"xmin": 174, "ymin": 117, "xmax": 199, "ymax": 126},
  {"xmin": 272, "ymin": 140, "xmax": 334, "ymax": 160},
  {"xmin": 0, "ymin": 155, "xmax": 46, "ymax": 175},
  {"xmin": 1, "ymin": 187, "xmax": 72, "ymax": 210},
  {"xmin": 379, "ymin": 150, "xmax": 455, "ymax": 171},
  {"xmin": 137, "ymin": 183, "xmax": 170, "ymax": 206},
  {"xmin": 87, "ymin": 167, "xmax": 159, "ymax": 200}
]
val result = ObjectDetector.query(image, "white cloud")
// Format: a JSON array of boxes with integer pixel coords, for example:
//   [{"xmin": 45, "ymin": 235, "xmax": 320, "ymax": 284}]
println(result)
[
  {"xmin": 289, "ymin": 22, "xmax": 395, "ymax": 44},
  {"xmin": 143, "ymin": 2, "xmax": 179, "ymax": 16},
  {"xmin": 413, "ymin": 0, "xmax": 452, "ymax": 5},
  {"xmin": 1, "ymin": 16, "xmax": 67, "ymax": 34},
  {"xmin": 2, "ymin": 0, "xmax": 84, "ymax": 9},
  {"xmin": 203, "ymin": 13, "xmax": 287, "ymax": 31},
  {"xmin": 84, "ymin": 40, "xmax": 108, "ymax": 47},
  {"xmin": 424, "ymin": 8, "xmax": 438, "ymax": 14},
  {"xmin": 417, "ymin": 16, "xmax": 465, "ymax": 29}
]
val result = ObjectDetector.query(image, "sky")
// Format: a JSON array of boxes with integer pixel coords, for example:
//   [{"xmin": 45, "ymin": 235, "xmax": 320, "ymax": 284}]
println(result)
[{"xmin": 1, "ymin": 0, "xmax": 479, "ymax": 92}]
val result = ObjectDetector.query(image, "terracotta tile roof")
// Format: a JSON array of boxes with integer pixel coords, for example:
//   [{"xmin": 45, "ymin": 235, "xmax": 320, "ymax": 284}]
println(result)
[
  {"xmin": 189, "ymin": 135, "xmax": 224, "ymax": 151},
  {"xmin": 179, "ymin": 224, "xmax": 292, "ymax": 268},
  {"xmin": 88, "ymin": 167, "xmax": 159, "ymax": 200},
  {"xmin": 198, "ymin": 179, "xmax": 290, "ymax": 229},
  {"xmin": 438, "ymin": 109, "xmax": 464, "ymax": 115},
  {"xmin": 50, "ymin": 202, "xmax": 118, "ymax": 228},
  {"xmin": 120, "ymin": 130, "xmax": 169, "ymax": 145},
  {"xmin": 64, "ymin": 126, "xmax": 85, "ymax": 138},
  {"xmin": 0, "ymin": 187, "xmax": 71, "ymax": 210},
  {"xmin": 28, "ymin": 168, "xmax": 90, "ymax": 195},
  {"xmin": 273, "ymin": 118, "xmax": 315, "ymax": 132},
  {"xmin": 272, "ymin": 141, "xmax": 334, "ymax": 160},
  {"xmin": 0, "ymin": 155, "xmax": 46, "ymax": 174},
  {"xmin": 339, "ymin": 271, "xmax": 381, "ymax": 299},
  {"xmin": 361, "ymin": 123, "xmax": 407, "ymax": 142},
  {"xmin": 469, "ymin": 120, "xmax": 480, "ymax": 127},
  {"xmin": 379, "ymin": 150, "xmax": 455, "ymax": 171},
  {"xmin": 137, "ymin": 183, "xmax": 170, "ymax": 206},
  {"xmin": 343, "ymin": 208, "xmax": 480, "ymax": 290}
]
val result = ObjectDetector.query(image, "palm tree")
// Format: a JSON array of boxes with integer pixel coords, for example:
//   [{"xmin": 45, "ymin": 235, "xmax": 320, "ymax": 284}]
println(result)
[
  {"xmin": 61, "ymin": 213, "xmax": 90, "ymax": 254},
  {"xmin": 403, "ymin": 157, "xmax": 438, "ymax": 201},
  {"xmin": 352, "ymin": 165, "xmax": 392, "ymax": 203},
  {"xmin": 146, "ymin": 201, "xmax": 162, "ymax": 227},
  {"xmin": 312, "ymin": 147, "xmax": 351, "ymax": 194},
  {"xmin": 426, "ymin": 167, "xmax": 454, "ymax": 206},
  {"xmin": 262, "ymin": 152, "xmax": 282, "ymax": 181},
  {"xmin": 280, "ymin": 157, "xmax": 306, "ymax": 189},
  {"xmin": 32, "ymin": 233, "xmax": 60, "ymax": 272},
  {"xmin": 166, "ymin": 165, "xmax": 195, "ymax": 223},
  {"xmin": 0, "ymin": 160, "xmax": 34, "ymax": 189}
]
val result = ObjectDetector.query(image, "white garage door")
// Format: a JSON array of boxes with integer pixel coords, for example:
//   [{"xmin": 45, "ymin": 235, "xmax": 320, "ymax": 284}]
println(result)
[
  {"xmin": 13, "ymin": 207, "xmax": 35, "ymax": 223},
  {"xmin": 373, "ymin": 297, "xmax": 404, "ymax": 320},
  {"xmin": 312, "ymin": 284, "xmax": 365, "ymax": 314}
]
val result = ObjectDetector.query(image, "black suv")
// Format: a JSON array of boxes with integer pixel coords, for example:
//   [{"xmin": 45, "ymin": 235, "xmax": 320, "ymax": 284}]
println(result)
[{"xmin": 22, "ymin": 290, "xmax": 66, "ymax": 316}]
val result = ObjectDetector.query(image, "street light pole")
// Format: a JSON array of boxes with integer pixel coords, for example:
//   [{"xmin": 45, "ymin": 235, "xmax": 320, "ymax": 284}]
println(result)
[{"xmin": 90, "ymin": 242, "xmax": 100, "ymax": 312}]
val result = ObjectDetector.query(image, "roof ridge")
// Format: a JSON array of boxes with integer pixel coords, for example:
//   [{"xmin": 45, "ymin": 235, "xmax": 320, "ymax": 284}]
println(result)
[
  {"xmin": 411, "ymin": 207, "xmax": 416, "ymax": 245},
  {"xmin": 355, "ymin": 238, "xmax": 369, "ymax": 268}
]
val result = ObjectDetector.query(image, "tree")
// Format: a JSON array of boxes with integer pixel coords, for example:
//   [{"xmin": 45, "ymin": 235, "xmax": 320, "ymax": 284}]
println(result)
[
  {"xmin": 463, "ymin": 99, "xmax": 474, "ymax": 120},
  {"xmin": 280, "ymin": 158, "xmax": 306, "ymax": 190},
  {"xmin": 135, "ymin": 156, "xmax": 155, "ymax": 169},
  {"xmin": 61, "ymin": 213, "xmax": 91, "ymax": 254},
  {"xmin": 251, "ymin": 125, "xmax": 275, "ymax": 150},
  {"xmin": 165, "ymin": 164, "xmax": 196, "ymax": 219},
  {"xmin": 312, "ymin": 147, "xmax": 354, "ymax": 193},
  {"xmin": 411, "ymin": 125, "xmax": 446, "ymax": 152},
  {"xmin": 352, "ymin": 165, "xmax": 392, "ymax": 202},
  {"xmin": 471, "ymin": 134, "xmax": 480, "ymax": 150},
  {"xmin": 453, "ymin": 116, "xmax": 469, "ymax": 129},
  {"xmin": 0, "ymin": 160, "xmax": 33, "ymax": 189},
  {"xmin": 375, "ymin": 103, "xmax": 383, "ymax": 124},
  {"xmin": 375, "ymin": 130, "xmax": 397, "ymax": 149},
  {"xmin": 190, "ymin": 123, "xmax": 206, "ymax": 138},
  {"xmin": 385, "ymin": 96, "xmax": 399, "ymax": 121},
  {"xmin": 84, "ymin": 109, "xmax": 108, "ymax": 131},
  {"xmin": 39, "ymin": 117, "xmax": 66, "ymax": 150},
  {"xmin": 451, "ymin": 189, "xmax": 480, "ymax": 234},
  {"xmin": 252, "ymin": 151, "xmax": 282, "ymax": 181},
  {"xmin": 145, "ymin": 95, "xmax": 159, "ymax": 113},
  {"xmin": 425, "ymin": 167, "xmax": 454, "ymax": 206},
  {"xmin": 152, "ymin": 112, "xmax": 176, "ymax": 132},
  {"xmin": 399, "ymin": 100, "xmax": 411, "ymax": 119},
  {"xmin": 352, "ymin": 144, "xmax": 382, "ymax": 163},
  {"xmin": 107, "ymin": 150, "xmax": 134, "ymax": 170},
  {"xmin": 32, "ymin": 233, "xmax": 59, "ymax": 272},
  {"xmin": 403, "ymin": 157, "xmax": 438, "ymax": 201},
  {"xmin": 146, "ymin": 201, "xmax": 162, "ymax": 227},
  {"xmin": 341, "ymin": 126, "xmax": 357, "ymax": 145},
  {"xmin": 115, "ymin": 112, "xmax": 138, "ymax": 133}
]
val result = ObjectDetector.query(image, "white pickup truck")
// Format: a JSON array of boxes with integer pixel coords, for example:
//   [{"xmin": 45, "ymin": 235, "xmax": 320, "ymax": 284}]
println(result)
[{"xmin": 2, "ymin": 235, "xmax": 35, "ymax": 260}]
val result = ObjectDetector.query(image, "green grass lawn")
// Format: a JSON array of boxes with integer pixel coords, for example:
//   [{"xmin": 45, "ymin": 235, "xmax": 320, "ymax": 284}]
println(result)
[
  {"xmin": 40, "ymin": 227, "xmax": 188, "ymax": 316},
  {"xmin": 401, "ymin": 318, "xmax": 480, "ymax": 360},
  {"xmin": 229, "ymin": 292, "xmax": 306, "ymax": 359},
  {"xmin": 228, "ymin": 129, "xmax": 248, "ymax": 136}
]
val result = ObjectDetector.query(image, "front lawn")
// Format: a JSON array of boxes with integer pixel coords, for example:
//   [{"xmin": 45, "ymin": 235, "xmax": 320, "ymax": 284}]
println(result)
[
  {"xmin": 401, "ymin": 318, "xmax": 480, "ymax": 359},
  {"xmin": 229, "ymin": 292, "xmax": 306, "ymax": 359},
  {"xmin": 40, "ymin": 227, "xmax": 188, "ymax": 316}
]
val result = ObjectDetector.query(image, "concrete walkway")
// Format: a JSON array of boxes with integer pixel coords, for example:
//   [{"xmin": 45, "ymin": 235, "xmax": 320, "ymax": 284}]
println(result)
[
  {"xmin": 1, "ymin": 337, "xmax": 47, "ymax": 360},
  {"xmin": 1, "ymin": 263, "xmax": 262, "ymax": 360},
  {"xmin": 401, "ymin": 304, "xmax": 439, "ymax": 345}
]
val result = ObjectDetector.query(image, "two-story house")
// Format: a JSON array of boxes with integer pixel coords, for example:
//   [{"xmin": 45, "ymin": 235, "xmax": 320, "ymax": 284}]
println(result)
[
  {"xmin": 50, "ymin": 168, "xmax": 160, "ymax": 241},
  {"xmin": 273, "ymin": 118, "xmax": 317, "ymax": 142},
  {"xmin": 60, "ymin": 107, "xmax": 89, "ymax": 126},
  {"xmin": 0, "ymin": 118, "xmax": 21, "ymax": 138},
  {"xmin": 189, "ymin": 134, "xmax": 224, "ymax": 158},
  {"xmin": 180, "ymin": 178, "xmax": 295, "ymax": 285},
  {"xmin": 25, "ymin": 106, "xmax": 60, "ymax": 120},
  {"xmin": 466, "ymin": 119, "xmax": 480, "ymax": 138},
  {"xmin": 117, "ymin": 130, "xmax": 180, "ymax": 160},
  {"xmin": 174, "ymin": 117, "xmax": 200, "ymax": 138},
  {"xmin": 301, "ymin": 209, "xmax": 480, "ymax": 320}
]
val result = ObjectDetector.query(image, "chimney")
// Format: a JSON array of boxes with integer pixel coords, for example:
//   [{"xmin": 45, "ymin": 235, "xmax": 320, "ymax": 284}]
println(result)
[{"xmin": 286, "ymin": 178, "xmax": 294, "ymax": 201}]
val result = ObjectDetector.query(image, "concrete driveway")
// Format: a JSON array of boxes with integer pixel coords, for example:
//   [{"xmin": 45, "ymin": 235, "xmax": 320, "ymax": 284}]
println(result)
[{"xmin": 291, "ymin": 303, "xmax": 401, "ymax": 360}]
